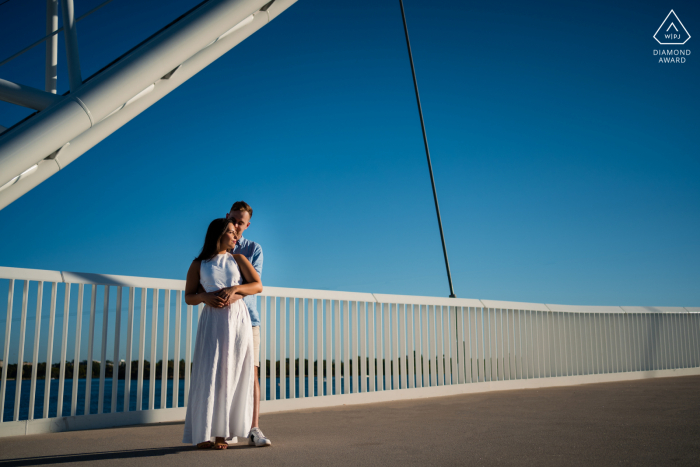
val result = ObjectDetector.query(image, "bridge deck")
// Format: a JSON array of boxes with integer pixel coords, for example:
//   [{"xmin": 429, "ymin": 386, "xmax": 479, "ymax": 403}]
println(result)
[{"xmin": 1, "ymin": 375, "xmax": 698, "ymax": 466}]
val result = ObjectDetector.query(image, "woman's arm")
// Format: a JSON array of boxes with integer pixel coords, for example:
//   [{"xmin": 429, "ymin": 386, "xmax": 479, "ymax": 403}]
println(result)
[
  {"xmin": 226, "ymin": 254, "xmax": 263, "ymax": 297},
  {"xmin": 185, "ymin": 260, "xmax": 226, "ymax": 307}
]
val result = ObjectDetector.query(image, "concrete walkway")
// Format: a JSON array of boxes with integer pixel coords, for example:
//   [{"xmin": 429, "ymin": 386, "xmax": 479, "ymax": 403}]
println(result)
[{"xmin": 1, "ymin": 375, "xmax": 699, "ymax": 466}]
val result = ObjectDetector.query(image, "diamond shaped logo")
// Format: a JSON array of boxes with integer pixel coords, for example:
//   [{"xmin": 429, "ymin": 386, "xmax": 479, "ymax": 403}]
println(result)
[{"xmin": 654, "ymin": 10, "xmax": 691, "ymax": 45}]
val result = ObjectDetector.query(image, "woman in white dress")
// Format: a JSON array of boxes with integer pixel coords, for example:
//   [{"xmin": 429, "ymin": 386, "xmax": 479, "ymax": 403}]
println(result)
[{"xmin": 182, "ymin": 218, "xmax": 262, "ymax": 450}]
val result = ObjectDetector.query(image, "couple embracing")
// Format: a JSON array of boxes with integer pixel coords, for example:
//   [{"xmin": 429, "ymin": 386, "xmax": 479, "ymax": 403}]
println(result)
[{"xmin": 181, "ymin": 201, "xmax": 271, "ymax": 450}]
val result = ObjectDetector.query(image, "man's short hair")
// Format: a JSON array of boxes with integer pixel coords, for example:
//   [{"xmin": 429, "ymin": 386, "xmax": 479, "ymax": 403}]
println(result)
[{"xmin": 230, "ymin": 200, "xmax": 253, "ymax": 218}]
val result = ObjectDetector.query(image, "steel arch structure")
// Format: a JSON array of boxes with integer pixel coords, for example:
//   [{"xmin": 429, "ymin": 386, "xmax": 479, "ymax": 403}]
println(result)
[{"xmin": 0, "ymin": 0, "xmax": 296, "ymax": 210}]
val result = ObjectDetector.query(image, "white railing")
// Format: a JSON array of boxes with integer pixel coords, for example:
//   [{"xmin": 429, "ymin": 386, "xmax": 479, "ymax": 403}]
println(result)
[{"xmin": 0, "ymin": 265, "xmax": 698, "ymax": 436}]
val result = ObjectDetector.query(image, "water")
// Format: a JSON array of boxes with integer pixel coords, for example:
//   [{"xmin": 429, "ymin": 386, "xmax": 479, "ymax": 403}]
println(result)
[{"xmin": 2, "ymin": 375, "xmax": 407, "ymax": 422}]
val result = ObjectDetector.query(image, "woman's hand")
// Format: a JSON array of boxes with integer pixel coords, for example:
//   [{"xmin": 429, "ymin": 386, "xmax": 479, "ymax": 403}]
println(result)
[
  {"xmin": 217, "ymin": 287, "xmax": 243, "ymax": 305},
  {"xmin": 201, "ymin": 292, "xmax": 227, "ymax": 308}
]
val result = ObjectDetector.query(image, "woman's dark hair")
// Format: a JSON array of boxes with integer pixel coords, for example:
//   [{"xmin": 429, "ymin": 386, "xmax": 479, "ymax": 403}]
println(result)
[{"xmin": 195, "ymin": 218, "xmax": 233, "ymax": 261}]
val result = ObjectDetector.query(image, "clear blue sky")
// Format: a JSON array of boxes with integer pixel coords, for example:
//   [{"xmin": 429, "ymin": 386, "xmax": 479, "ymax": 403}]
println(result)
[{"xmin": 1, "ymin": 0, "xmax": 699, "ymax": 309}]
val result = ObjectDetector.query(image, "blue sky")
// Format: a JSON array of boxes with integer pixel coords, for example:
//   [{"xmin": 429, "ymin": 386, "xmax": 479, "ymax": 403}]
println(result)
[{"xmin": 1, "ymin": 0, "xmax": 699, "ymax": 310}]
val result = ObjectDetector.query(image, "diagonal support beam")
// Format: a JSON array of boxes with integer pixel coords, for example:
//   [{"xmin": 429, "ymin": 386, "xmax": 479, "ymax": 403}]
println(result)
[
  {"xmin": 60, "ymin": 0, "xmax": 82, "ymax": 91},
  {"xmin": 0, "ymin": 79, "xmax": 62, "ymax": 110}
]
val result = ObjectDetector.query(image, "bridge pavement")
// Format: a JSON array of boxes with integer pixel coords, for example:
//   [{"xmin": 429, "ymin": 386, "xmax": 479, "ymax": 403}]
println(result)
[{"xmin": 0, "ymin": 375, "xmax": 698, "ymax": 466}]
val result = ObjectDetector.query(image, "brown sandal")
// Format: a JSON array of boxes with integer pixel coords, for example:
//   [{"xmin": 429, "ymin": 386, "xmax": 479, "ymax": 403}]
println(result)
[{"xmin": 197, "ymin": 441, "xmax": 214, "ymax": 449}]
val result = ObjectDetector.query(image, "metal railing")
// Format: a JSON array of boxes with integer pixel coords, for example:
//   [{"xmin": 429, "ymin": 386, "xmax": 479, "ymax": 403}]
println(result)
[{"xmin": 1, "ymin": 266, "xmax": 698, "ymax": 435}]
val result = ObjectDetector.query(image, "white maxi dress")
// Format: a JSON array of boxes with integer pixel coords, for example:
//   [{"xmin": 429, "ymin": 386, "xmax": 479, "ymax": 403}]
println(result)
[{"xmin": 183, "ymin": 253, "xmax": 254, "ymax": 444}]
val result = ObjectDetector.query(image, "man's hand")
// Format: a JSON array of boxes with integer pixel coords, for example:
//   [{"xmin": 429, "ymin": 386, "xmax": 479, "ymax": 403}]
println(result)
[
  {"xmin": 201, "ymin": 292, "xmax": 226, "ymax": 308},
  {"xmin": 217, "ymin": 286, "xmax": 242, "ymax": 305},
  {"xmin": 225, "ymin": 293, "xmax": 243, "ymax": 306}
]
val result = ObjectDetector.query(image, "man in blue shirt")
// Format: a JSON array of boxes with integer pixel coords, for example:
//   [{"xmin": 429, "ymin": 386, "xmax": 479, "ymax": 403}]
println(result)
[{"xmin": 226, "ymin": 201, "xmax": 271, "ymax": 447}]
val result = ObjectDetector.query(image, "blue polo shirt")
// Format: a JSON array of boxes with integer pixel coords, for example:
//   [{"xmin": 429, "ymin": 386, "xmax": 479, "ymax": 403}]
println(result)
[{"xmin": 231, "ymin": 237, "xmax": 263, "ymax": 327}]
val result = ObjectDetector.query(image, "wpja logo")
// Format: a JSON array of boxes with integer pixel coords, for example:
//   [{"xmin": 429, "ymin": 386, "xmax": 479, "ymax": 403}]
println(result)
[{"xmin": 653, "ymin": 10, "xmax": 691, "ymax": 63}]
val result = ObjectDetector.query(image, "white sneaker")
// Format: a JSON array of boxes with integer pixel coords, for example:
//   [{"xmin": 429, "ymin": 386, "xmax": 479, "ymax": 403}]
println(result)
[{"xmin": 248, "ymin": 427, "xmax": 272, "ymax": 447}]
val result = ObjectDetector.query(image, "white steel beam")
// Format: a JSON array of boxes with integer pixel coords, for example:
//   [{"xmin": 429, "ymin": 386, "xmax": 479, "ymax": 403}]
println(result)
[
  {"xmin": 0, "ymin": 0, "xmax": 296, "ymax": 210},
  {"xmin": 0, "ymin": 79, "xmax": 62, "ymax": 110},
  {"xmin": 60, "ymin": 0, "xmax": 82, "ymax": 91},
  {"xmin": 46, "ymin": 0, "xmax": 59, "ymax": 94}
]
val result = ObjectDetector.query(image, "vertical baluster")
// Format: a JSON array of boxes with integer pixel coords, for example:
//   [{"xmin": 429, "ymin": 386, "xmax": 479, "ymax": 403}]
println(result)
[
  {"xmin": 137, "ymin": 289, "xmax": 147, "ymax": 410},
  {"xmin": 351, "ymin": 301, "xmax": 358, "ymax": 394},
  {"xmin": 420, "ymin": 305, "xmax": 428, "ymax": 387},
  {"xmin": 0, "ymin": 279, "xmax": 14, "ymax": 422},
  {"xmin": 383, "ymin": 303, "xmax": 397, "ymax": 390},
  {"xmin": 290, "ymin": 297, "xmax": 296, "ymax": 399},
  {"xmin": 531, "ymin": 310, "xmax": 539, "ymax": 379},
  {"xmin": 436, "ymin": 306, "xmax": 444, "ymax": 386},
  {"xmin": 259, "ymin": 297, "xmax": 266, "ymax": 401},
  {"xmin": 455, "ymin": 306, "xmax": 464, "ymax": 384},
  {"xmin": 397, "ymin": 303, "xmax": 405, "ymax": 389},
  {"xmin": 541, "ymin": 310, "xmax": 548, "ymax": 378},
  {"xmin": 527, "ymin": 310, "xmax": 539, "ymax": 378},
  {"xmin": 503, "ymin": 309, "xmax": 510, "ymax": 380},
  {"xmin": 279, "ymin": 297, "xmax": 286, "ymax": 400},
  {"xmin": 470, "ymin": 307, "xmax": 479, "ymax": 382},
  {"xmin": 84, "ymin": 285, "xmax": 96, "ymax": 415},
  {"xmin": 487, "ymin": 307, "xmax": 494, "ymax": 381},
  {"xmin": 676, "ymin": 313, "xmax": 686, "ymax": 368},
  {"xmin": 407, "ymin": 304, "xmax": 416, "ymax": 388},
  {"xmin": 344, "ymin": 300, "xmax": 350, "ymax": 394},
  {"xmin": 509, "ymin": 309, "xmax": 516, "ymax": 380},
  {"xmin": 612, "ymin": 313, "xmax": 620, "ymax": 373},
  {"xmin": 56, "ymin": 283, "xmax": 70, "ymax": 417},
  {"xmin": 635, "ymin": 314, "xmax": 643, "ymax": 371},
  {"xmin": 299, "ymin": 298, "xmax": 305, "ymax": 399},
  {"xmin": 331, "ymin": 300, "xmax": 338, "ymax": 395},
  {"xmin": 570, "ymin": 313, "xmax": 578, "ymax": 376},
  {"xmin": 480, "ymin": 307, "xmax": 489, "ymax": 382},
  {"xmin": 426, "ymin": 305, "xmax": 434, "ymax": 386},
  {"xmin": 334, "ymin": 300, "xmax": 341, "ymax": 395},
  {"xmin": 564, "ymin": 312, "xmax": 571, "ymax": 375},
  {"xmin": 579, "ymin": 313, "xmax": 586, "ymax": 376},
  {"xmin": 42, "ymin": 283, "xmax": 57, "ymax": 418},
  {"xmin": 306, "ymin": 298, "xmax": 313, "ymax": 398},
  {"xmin": 125, "ymin": 288, "xmax": 135, "ymax": 411},
  {"xmin": 270, "ymin": 297, "xmax": 277, "ymax": 400},
  {"xmin": 654, "ymin": 314, "xmax": 661, "ymax": 371},
  {"xmin": 316, "ymin": 299, "xmax": 323, "ymax": 396},
  {"xmin": 98, "ymin": 286, "xmax": 109, "ymax": 414},
  {"xmin": 377, "ymin": 302, "xmax": 384, "ymax": 390},
  {"xmin": 392, "ymin": 303, "xmax": 400, "ymax": 389},
  {"xmin": 693, "ymin": 313, "xmax": 699, "ymax": 367},
  {"xmin": 377, "ymin": 303, "xmax": 385, "ymax": 391},
  {"xmin": 551, "ymin": 310, "xmax": 558, "ymax": 377},
  {"xmin": 524, "ymin": 309, "xmax": 532, "ymax": 379},
  {"xmin": 360, "ymin": 301, "xmax": 367, "ymax": 392},
  {"xmin": 29, "ymin": 282, "xmax": 44, "ymax": 419},
  {"xmin": 172, "ymin": 291, "xmax": 181, "ymax": 408},
  {"xmin": 495, "ymin": 308, "xmax": 503, "ymax": 381},
  {"xmin": 546, "ymin": 310, "xmax": 553, "ymax": 377},
  {"xmin": 13, "ymin": 281, "xmax": 29, "ymax": 421},
  {"xmin": 556, "ymin": 312, "xmax": 563, "ymax": 376},
  {"xmin": 148, "ymin": 289, "xmax": 158, "ymax": 410},
  {"xmin": 591, "ymin": 313, "xmax": 598, "ymax": 375},
  {"xmin": 111, "ymin": 287, "xmax": 122, "ymax": 413},
  {"xmin": 184, "ymin": 301, "xmax": 192, "ymax": 406},
  {"xmin": 448, "ymin": 306, "xmax": 456, "ymax": 385},
  {"xmin": 160, "ymin": 290, "xmax": 169, "ymax": 408},
  {"xmin": 368, "ymin": 302, "xmax": 376, "ymax": 392},
  {"xmin": 70, "ymin": 284, "xmax": 84, "ymax": 416},
  {"xmin": 668, "ymin": 313, "xmax": 676, "ymax": 370},
  {"xmin": 620, "ymin": 313, "xmax": 628, "ymax": 372},
  {"xmin": 605, "ymin": 314, "xmax": 612, "ymax": 373}
]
